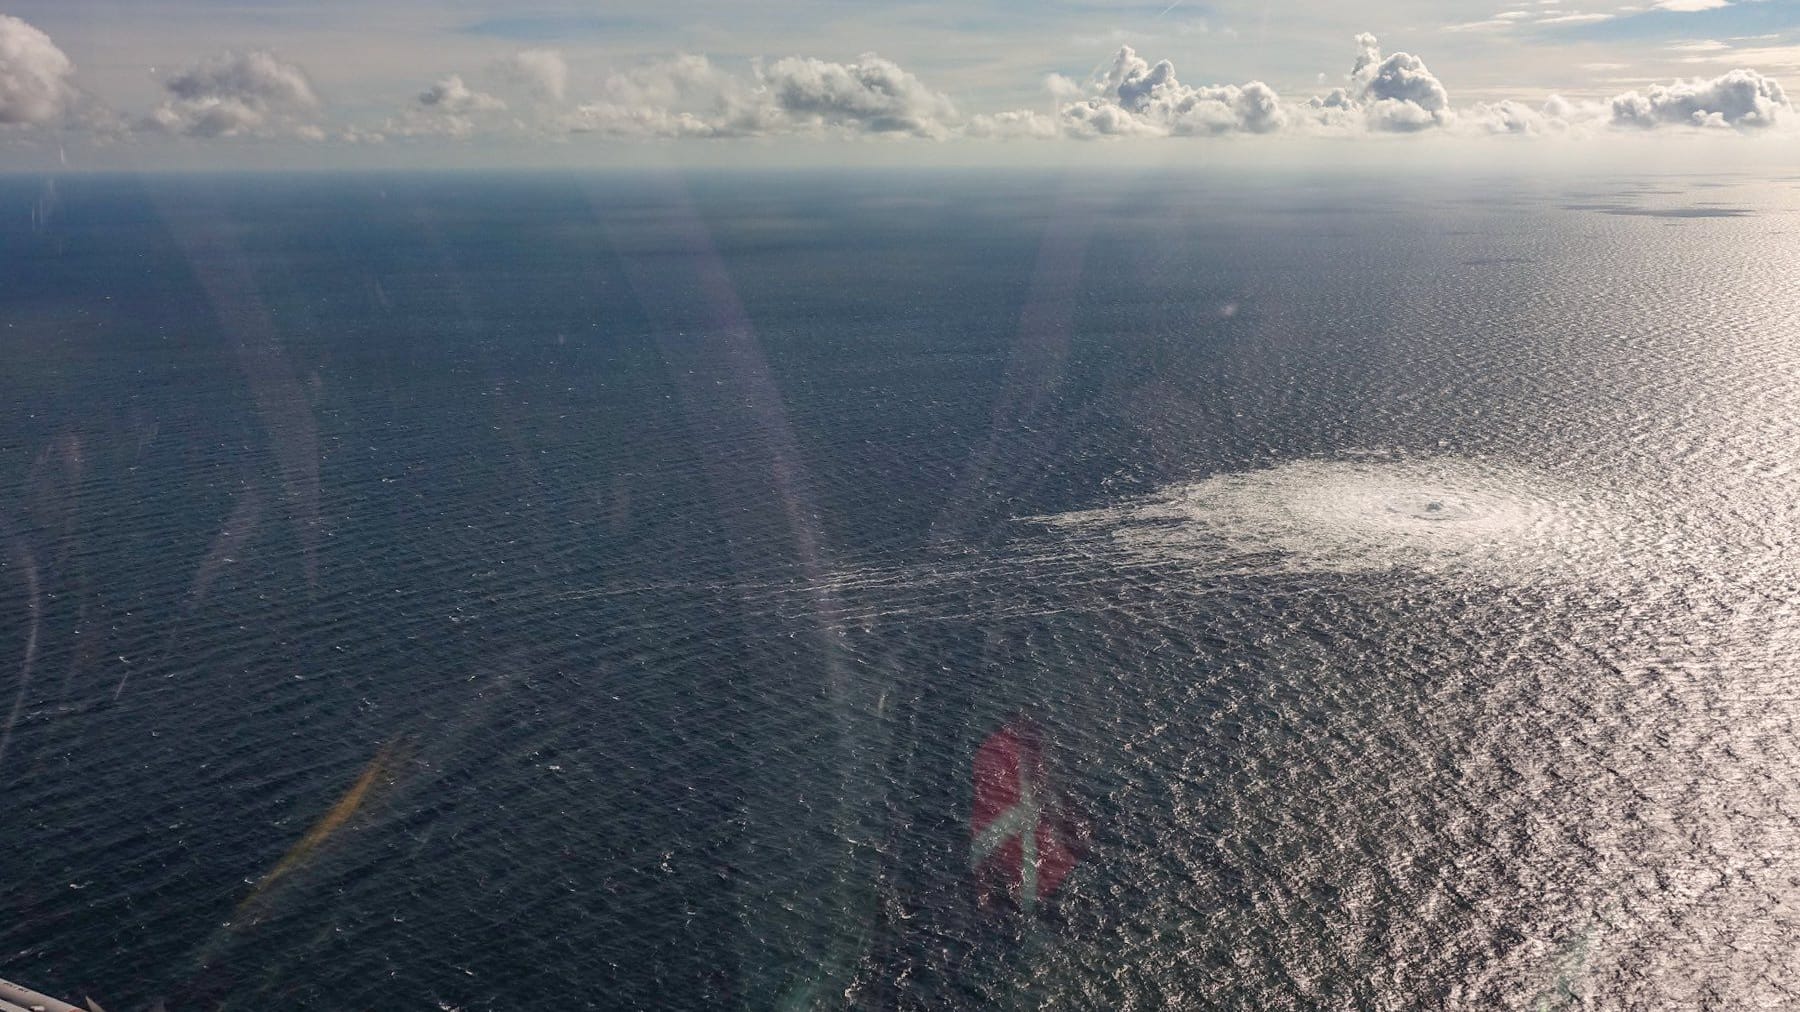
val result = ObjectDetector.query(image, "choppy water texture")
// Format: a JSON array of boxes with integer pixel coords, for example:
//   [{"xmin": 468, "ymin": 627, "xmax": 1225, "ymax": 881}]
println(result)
[{"xmin": 2, "ymin": 171, "xmax": 1799, "ymax": 1010}]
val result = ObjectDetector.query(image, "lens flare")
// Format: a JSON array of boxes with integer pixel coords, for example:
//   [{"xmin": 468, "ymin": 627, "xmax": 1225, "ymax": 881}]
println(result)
[{"xmin": 237, "ymin": 741, "xmax": 404, "ymax": 918}]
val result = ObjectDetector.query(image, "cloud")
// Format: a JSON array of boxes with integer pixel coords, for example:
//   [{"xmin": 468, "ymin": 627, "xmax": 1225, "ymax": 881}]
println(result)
[
  {"xmin": 1306, "ymin": 86, "xmax": 1361, "ymax": 130},
  {"xmin": 1305, "ymin": 34, "xmax": 1453, "ymax": 133},
  {"xmin": 1054, "ymin": 45, "xmax": 1286, "ymax": 137},
  {"xmin": 1346, "ymin": 33, "xmax": 1451, "ymax": 131},
  {"xmin": 337, "ymin": 125, "xmax": 386, "ymax": 144},
  {"xmin": 1438, "ymin": 69, "xmax": 1789, "ymax": 136},
  {"xmin": 498, "ymin": 48, "xmax": 568, "ymax": 102},
  {"xmin": 1653, "ymin": 0, "xmax": 1732, "ymax": 11},
  {"xmin": 964, "ymin": 108, "xmax": 1058, "ymax": 138},
  {"xmin": 125, "ymin": 41, "xmax": 1800, "ymax": 149},
  {"xmin": 544, "ymin": 50, "xmax": 1289, "ymax": 142},
  {"xmin": 1609, "ymin": 68, "xmax": 1789, "ymax": 127},
  {"xmin": 1463, "ymin": 95, "xmax": 1591, "ymax": 134},
  {"xmin": 418, "ymin": 75, "xmax": 504, "ymax": 114},
  {"xmin": 376, "ymin": 73, "xmax": 508, "ymax": 139},
  {"xmin": 561, "ymin": 103, "xmax": 733, "ymax": 138},
  {"xmin": 1536, "ymin": 13, "xmax": 1615, "ymax": 25},
  {"xmin": 1449, "ymin": 7, "xmax": 1616, "ymax": 31},
  {"xmin": 555, "ymin": 52, "xmax": 959, "ymax": 139},
  {"xmin": 758, "ymin": 54, "xmax": 959, "ymax": 138},
  {"xmin": 145, "ymin": 51, "xmax": 321, "ymax": 138},
  {"xmin": 0, "ymin": 15, "xmax": 77, "ymax": 126},
  {"xmin": 49, "ymin": 29, "xmax": 1791, "ymax": 149},
  {"xmin": 596, "ymin": 53, "xmax": 733, "ymax": 109},
  {"xmin": 1685, "ymin": 43, "xmax": 1800, "ymax": 73},
  {"xmin": 558, "ymin": 54, "xmax": 774, "ymax": 138},
  {"xmin": 965, "ymin": 108, "xmax": 1061, "ymax": 139},
  {"xmin": 165, "ymin": 51, "xmax": 315, "ymax": 110}
]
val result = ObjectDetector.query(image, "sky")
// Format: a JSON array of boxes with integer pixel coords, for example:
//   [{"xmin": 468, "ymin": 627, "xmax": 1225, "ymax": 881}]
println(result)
[{"xmin": 0, "ymin": 0, "xmax": 1797, "ymax": 170}]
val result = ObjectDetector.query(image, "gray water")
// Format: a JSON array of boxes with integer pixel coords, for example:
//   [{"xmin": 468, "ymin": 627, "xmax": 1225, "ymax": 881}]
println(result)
[{"xmin": 1, "ymin": 170, "xmax": 1797, "ymax": 1009}]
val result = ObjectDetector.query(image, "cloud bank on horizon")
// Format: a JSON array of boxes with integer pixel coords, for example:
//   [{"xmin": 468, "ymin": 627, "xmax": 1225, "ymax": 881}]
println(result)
[{"xmin": 0, "ymin": 11, "xmax": 1792, "ymax": 152}]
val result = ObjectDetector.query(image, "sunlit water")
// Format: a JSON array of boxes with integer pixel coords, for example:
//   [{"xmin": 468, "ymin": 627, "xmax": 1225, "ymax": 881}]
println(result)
[{"xmin": 2, "ymin": 172, "xmax": 1798, "ymax": 1009}]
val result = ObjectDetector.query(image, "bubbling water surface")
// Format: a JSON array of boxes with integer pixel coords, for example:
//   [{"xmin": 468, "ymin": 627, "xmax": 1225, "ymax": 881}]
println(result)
[{"xmin": 1036, "ymin": 456, "xmax": 1628, "ymax": 583}]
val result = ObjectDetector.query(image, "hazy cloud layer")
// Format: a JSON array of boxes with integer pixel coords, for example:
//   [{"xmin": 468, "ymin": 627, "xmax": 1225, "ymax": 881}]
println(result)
[
  {"xmin": 965, "ymin": 108, "xmax": 1060, "ymax": 139},
  {"xmin": 499, "ymin": 48, "xmax": 568, "ymax": 101},
  {"xmin": 2, "ymin": 14, "xmax": 1793, "ymax": 149},
  {"xmin": 556, "ymin": 52, "xmax": 958, "ymax": 139},
  {"xmin": 560, "ymin": 54, "xmax": 771, "ymax": 137},
  {"xmin": 146, "ymin": 51, "xmax": 322, "ymax": 138},
  {"xmin": 1464, "ymin": 96, "xmax": 1586, "ymax": 135}
]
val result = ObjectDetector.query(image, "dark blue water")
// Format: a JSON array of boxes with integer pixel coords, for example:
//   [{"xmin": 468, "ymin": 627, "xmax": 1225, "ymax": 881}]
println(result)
[{"xmin": 2, "ymin": 171, "xmax": 1797, "ymax": 1009}]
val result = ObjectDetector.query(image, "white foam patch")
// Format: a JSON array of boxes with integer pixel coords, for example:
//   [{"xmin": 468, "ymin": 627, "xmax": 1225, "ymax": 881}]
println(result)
[{"xmin": 1032, "ymin": 456, "xmax": 1622, "ymax": 582}]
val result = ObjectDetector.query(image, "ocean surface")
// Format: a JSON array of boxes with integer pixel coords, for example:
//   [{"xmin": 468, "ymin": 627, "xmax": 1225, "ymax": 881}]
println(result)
[{"xmin": 1, "ymin": 169, "xmax": 1798, "ymax": 1010}]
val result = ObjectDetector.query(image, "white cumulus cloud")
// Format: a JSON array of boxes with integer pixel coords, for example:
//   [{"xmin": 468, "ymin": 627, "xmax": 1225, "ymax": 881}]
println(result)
[
  {"xmin": 418, "ymin": 74, "xmax": 504, "ymax": 114},
  {"xmin": 146, "ymin": 51, "xmax": 321, "ymax": 138},
  {"xmin": 1305, "ymin": 35, "xmax": 1453, "ymax": 133},
  {"xmin": 1609, "ymin": 68, "xmax": 1788, "ymax": 128},
  {"xmin": 0, "ymin": 14, "xmax": 77, "ymax": 126},
  {"xmin": 1345, "ymin": 33, "xmax": 1452, "ymax": 132},
  {"xmin": 758, "ymin": 53, "xmax": 958, "ymax": 138},
  {"xmin": 381, "ymin": 74, "xmax": 508, "ymax": 138},
  {"xmin": 1053, "ymin": 45, "xmax": 1285, "ymax": 138}
]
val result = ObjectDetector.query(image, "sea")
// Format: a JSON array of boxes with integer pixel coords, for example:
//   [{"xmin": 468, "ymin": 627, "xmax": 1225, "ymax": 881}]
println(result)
[{"xmin": 1, "ymin": 169, "xmax": 1797, "ymax": 1009}]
